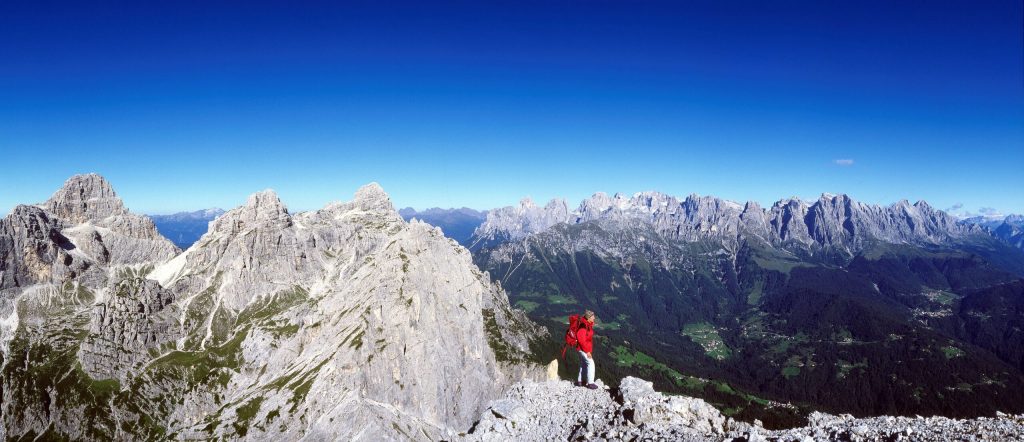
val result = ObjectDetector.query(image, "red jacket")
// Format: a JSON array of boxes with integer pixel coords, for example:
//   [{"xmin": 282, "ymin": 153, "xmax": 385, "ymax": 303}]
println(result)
[{"xmin": 576, "ymin": 319, "xmax": 595, "ymax": 353}]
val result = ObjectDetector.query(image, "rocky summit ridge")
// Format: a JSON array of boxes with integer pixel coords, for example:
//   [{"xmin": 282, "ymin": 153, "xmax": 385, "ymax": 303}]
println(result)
[
  {"xmin": 469, "ymin": 376, "xmax": 1024, "ymax": 442},
  {"xmin": 0, "ymin": 174, "xmax": 545, "ymax": 441}
]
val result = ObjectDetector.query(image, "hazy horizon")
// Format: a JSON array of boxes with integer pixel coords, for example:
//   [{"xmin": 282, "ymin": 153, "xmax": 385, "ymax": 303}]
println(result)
[{"xmin": 5, "ymin": 173, "xmax": 1018, "ymax": 221}]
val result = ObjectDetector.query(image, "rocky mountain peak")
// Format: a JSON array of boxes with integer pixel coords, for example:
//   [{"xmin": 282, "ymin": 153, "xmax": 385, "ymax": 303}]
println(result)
[
  {"xmin": 59, "ymin": 173, "xmax": 116, "ymax": 198},
  {"xmin": 25, "ymin": 174, "xmax": 180, "ymax": 266},
  {"xmin": 44, "ymin": 173, "xmax": 126, "ymax": 224},
  {"xmin": 352, "ymin": 182, "xmax": 394, "ymax": 213},
  {"xmin": 819, "ymin": 192, "xmax": 851, "ymax": 202},
  {"xmin": 209, "ymin": 189, "xmax": 291, "ymax": 234},
  {"xmin": 893, "ymin": 199, "xmax": 913, "ymax": 210},
  {"xmin": 246, "ymin": 189, "xmax": 286, "ymax": 210},
  {"xmin": 577, "ymin": 192, "xmax": 615, "ymax": 216},
  {"xmin": 772, "ymin": 197, "xmax": 807, "ymax": 210}
]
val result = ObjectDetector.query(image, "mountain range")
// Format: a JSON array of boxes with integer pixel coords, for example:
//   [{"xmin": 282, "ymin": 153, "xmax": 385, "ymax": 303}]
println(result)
[{"xmin": 2, "ymin": 176, "xmax": 1022, "ymax": 439}]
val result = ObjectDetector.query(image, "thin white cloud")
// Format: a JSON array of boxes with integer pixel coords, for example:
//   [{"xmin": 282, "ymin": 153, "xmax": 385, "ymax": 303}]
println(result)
[
  {"xmin": 979, "ymin": 207, "xmax": 1002, "ymax": 216},
  {"xmin": 833, "ymin": 159, "xmax": 855, "ymax": 166}
]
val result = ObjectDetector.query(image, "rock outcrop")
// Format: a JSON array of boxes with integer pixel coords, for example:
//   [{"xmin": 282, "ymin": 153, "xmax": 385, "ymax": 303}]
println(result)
[
  {"xmin": 468, "ymin": 376, "xmax": 748, "ymax": 441},
  {"xmin": 0, "ymin": 205, "xmax": 82, "ymax": 292},
  {"xmin": 469, "ymin": 376, "xmax": 1024, "ymax": 442},
  {"xmin": 78, "ymin": 272, "xmax": 179, "ymax": 383}
]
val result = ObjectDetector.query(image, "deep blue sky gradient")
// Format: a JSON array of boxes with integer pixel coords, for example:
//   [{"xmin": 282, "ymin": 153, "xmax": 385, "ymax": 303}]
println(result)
[{"xmin": 1, "ymin": 1, "xmax": 1021, "ymax": 215}]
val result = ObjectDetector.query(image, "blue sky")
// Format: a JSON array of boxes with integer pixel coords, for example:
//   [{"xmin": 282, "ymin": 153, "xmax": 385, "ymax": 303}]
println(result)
[{"xmin": 1, "ymin": 1, "xmax": 1021, "ymax": 216}]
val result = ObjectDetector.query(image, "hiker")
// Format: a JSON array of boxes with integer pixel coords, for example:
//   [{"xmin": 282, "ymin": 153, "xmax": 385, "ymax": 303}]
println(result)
[{"xmin": 575, "ymin": 310, "xmax": 597, "ymax": 389}]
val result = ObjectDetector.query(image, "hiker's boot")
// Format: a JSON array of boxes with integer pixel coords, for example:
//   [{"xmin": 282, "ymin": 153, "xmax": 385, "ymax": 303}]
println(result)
[{"xmin": 586, "ymin": 383, "xmax": 599, "ymax": 390}]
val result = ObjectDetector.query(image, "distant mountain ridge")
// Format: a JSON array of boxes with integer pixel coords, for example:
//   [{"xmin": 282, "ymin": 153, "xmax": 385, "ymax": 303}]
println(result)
[
  {"xmin": 398, "ymin": 206, "xmax": 487, "ymax": 245},
  {"xmin": 960, "ymin": 214, "xmax": 1024, "ymax": 251},
  {"xmin": 149, "ymin": 198, "xmax": 1024, "ymax": 254},
  {"xmin": 149, "ymin": 208, "xmax": 226, "ymax": 249},
  {"xmin": 471, "ymin": 191, "xmax": 993, "ymax": 261}
]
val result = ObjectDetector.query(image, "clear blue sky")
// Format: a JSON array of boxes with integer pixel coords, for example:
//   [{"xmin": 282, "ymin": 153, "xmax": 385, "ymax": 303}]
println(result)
[{"xmin": 1, "ymin": 1, "xmax": 1021, "ymax": 216}]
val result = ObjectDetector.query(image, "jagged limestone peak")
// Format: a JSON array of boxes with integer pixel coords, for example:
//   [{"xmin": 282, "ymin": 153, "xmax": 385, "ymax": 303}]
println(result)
[
  {"xmin": 44, "ymin": 173, "xmax": 126, "ymax": 224},
  {"xmin": 245, "ymin": 189, "xmax": 289, "ymax": 214},
  {"xmin": 31, "ymin": 174, "xmax": 179, "ymax": 265},
  {"xmin": 352, "ymin": 182, "xmax": 395, "ymax": 213},
  {"xmin": 209, "ymin": 189, "xmax": 292, "ymax": 233}
]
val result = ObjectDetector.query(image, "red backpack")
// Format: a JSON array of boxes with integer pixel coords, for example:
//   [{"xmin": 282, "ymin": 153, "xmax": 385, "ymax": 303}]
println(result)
[{"xmin": 561, "ymin": 314, "xmax": 583, "ymax": 359}]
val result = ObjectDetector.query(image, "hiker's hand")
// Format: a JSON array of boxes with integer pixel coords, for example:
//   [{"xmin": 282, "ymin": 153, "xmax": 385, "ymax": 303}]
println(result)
[{"xmin": 587, "ymin": 352, "xmax": 593, "ymax": 359}]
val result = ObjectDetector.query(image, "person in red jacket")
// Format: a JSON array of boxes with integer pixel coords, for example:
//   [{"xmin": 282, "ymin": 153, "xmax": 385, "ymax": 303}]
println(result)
[{"xmin": 576, "ymin": 310, "xmax": 598, "ymax": 389}]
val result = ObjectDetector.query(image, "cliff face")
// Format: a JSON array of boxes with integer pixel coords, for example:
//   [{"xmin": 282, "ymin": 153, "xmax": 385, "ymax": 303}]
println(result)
[{"xmin": 0, "ymin": 175, "xmax": 545, "ymax": 441}]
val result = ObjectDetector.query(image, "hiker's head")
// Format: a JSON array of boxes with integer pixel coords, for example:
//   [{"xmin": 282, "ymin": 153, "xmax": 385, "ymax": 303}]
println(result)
[{"xmin": 584, "ymin": 310, "xmax": 596, "ymax": 323}]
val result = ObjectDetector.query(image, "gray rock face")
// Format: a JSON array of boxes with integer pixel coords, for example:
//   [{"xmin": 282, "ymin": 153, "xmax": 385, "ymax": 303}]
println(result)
[
  {"xmin": 44, "ymin": 173, "xmax": 123, "ymax": 224},
  {"xmin": 0, "ymin": 205, "xmax": 81, "ymax": 291},
  {"xmin": 78, "ymin": 273, "xmax": 179, "ymax": 383},
  {"xmin": 768, "ymin": 196, "xmax": 974, "ymax": 254}
]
